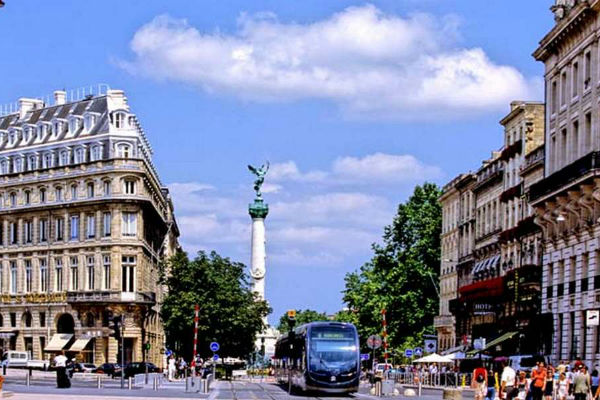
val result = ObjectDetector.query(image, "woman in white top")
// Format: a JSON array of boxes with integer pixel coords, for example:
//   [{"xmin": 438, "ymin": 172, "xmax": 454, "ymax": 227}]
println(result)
[
  {"xmin": 168, "ymin": 356, "xmax": 177, "ymax": 381},
  {"xmin": 557, "ymin": 373, "xmax": 569, "ymax": 400}
]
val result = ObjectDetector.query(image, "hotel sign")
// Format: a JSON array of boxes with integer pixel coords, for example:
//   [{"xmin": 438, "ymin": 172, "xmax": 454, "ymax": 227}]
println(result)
[{"xmin": 0, "ymin": 293, "xmax": 67, "ymax": 304}]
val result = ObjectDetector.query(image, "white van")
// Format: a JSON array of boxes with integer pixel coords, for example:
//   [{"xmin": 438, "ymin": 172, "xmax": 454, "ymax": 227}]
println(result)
[
  {"xmin": 1, "ymin": 351, "xmax": 28, "ymax": 367},
  {"xmin": 509, "ymin": 355, "xmax": 551, "ymax": 372},
  {"xmin": 1, "ymin": 351, "xmax": 49, "ymax": 370}
]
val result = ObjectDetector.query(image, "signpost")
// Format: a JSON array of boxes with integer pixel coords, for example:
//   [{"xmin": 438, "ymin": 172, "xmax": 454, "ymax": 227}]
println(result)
[
  {"xmin": 414, "ymin": 347, "xmax": 423, "ymax": 357},
  {"xmin": 404, "ymin": 348, "xmax": 413, "ymax": 358},
  {"xmin": 367, "ymin": 335, "xmax": 382, "ymax": 371},
  {"xmin": 361, "ymin": 353, "xmax": 370, "ymax": 361},
  {"xmin": 210, "ymin": 342, "xmax": 220, "ymax": 378},
  {"xmin": 424, "ymin": 339, "xmax": 437, "ymax": 354}
]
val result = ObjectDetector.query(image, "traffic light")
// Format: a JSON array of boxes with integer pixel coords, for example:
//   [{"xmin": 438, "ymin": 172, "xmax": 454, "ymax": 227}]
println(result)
[
  {"xmin": 109, "ymin": 315, "xmax": 122, "ymax": 341},
  {"xmin": 287, "ymin": 309, "xmax": 296, "ymax": 331}
]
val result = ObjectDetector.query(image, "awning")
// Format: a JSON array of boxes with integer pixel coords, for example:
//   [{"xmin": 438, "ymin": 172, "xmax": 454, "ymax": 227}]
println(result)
[
  {"xmin": 483, "ymin": 331, "xmax": 518, "ymax": 350},
  {"xmin": 467, "ymin": 331, "xmax": 519, "ymax": 356},
  {"xmin": 44, "ymin": 333, "xmax": 73, "ymax": 352},
  {"xmin": 68, "ymin": 336, "xmax": 93, "ymax": 352}
]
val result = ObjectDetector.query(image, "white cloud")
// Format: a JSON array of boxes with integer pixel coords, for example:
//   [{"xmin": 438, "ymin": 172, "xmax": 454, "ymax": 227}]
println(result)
[
  {"xmin": 269, "ymin": 153, "xmax": 441, "ymax": 185},
  {"xmin": 122, "ymin": 5, "xmax": 540, "ymax": 119}
]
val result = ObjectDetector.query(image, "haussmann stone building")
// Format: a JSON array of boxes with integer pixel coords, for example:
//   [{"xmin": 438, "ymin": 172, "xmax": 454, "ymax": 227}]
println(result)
[{"xmin": 0, "ymin": 87, "xmax": 179, "ymax": 366}]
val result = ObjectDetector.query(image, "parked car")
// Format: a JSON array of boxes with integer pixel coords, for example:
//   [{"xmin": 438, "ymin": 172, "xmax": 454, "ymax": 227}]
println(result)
[
  {"xmin": 123, "ymin": 362, "xmax": 159, "ymax": 378},
  {"xmin": 95, "ymin": 363, "xmax": 122, "ymax": 377},
  {"xmin": 73, "ymin": 362, "xmax": 97, "ymax": 373}
]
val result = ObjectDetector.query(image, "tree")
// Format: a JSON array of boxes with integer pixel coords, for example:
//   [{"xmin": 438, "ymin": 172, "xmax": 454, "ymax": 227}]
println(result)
[
  {"xmin": 276, "ymin": 309, "xmax": 328, "ymax": 332},
  {"xmin": 342, "ymin": 183, "xmax": 441, "ymax": 352},
  {"xmin": 161, "ymin": 250, "xmax": 271, "ymax": 360}
]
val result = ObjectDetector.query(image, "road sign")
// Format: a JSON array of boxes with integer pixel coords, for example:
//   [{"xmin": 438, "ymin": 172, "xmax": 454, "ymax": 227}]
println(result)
[
  {"xmin": 473, "ymin": 338, "xmax": 486, "ymax": 350},
  {"xmin": 165, "ymin": 349, "xmax": 173, "ymax": 357},
  {"xmin": 414, "ymin": 347, "xmax": 423, "ymax": 356},
  {"xmin": 404, "ymin": 348, "xmax": 413, "ymax": 358},
  {"xmin": 213, "ymin": 354, "xmax": 219, "ymax": 361},
  {"xmin": 210, "ymin": 342, "xmax": 220, "ymax": 352},
  {"xmin": 367, "ymin": 335, "xmax": 382, "ymax": 349},
  {"xmin": 424, "ymin": 339, "xmax": 437, "ymax": 353},
  {"xmin": 588, "ymin": 310, "xmax": 600, "ymax": 326},
  {"xmin": 360, "ymin": 353, "xmax": 370, "ymax": 361}
]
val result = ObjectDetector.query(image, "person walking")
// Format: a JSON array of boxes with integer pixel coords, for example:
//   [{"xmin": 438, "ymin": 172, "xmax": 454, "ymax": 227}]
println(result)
[
  {"xmin": 500, "ymin": 361, "xmax": 517, "ymax": 400},
  {"xmin": 517, "ymin": 371, "xmax": 529, "ymax": 400},
  {"xmin": 544, "ymin": 364, "xmax": 555, "ymax": 400},
  {"xmin": 167, "ymin": 356, "xmax": 176, "ymax": 381},
  {"xmin": 53, "ymin": 352, "xmax": 70, "ymax": 388},
  {"xmin": 591, "ymin": 369, "xmax": 600, "ymax": 399},
  {"xmin": 472, "ymin": 362, "xmax": 488, "ymax": 400},
  {"xmin": 573, "ymin": 365, "xmax": 590, "ymax": 400},
  {"xmin": 485, "ymin": 366, "xmax": 496, "ymax": 400},
  {"xmin": 531, "ymin": 362, "xmax": 547, "ymax": 400},
  {"xmin": 557, "ymin": 373, "xmax": 569, "ymax": 400}
]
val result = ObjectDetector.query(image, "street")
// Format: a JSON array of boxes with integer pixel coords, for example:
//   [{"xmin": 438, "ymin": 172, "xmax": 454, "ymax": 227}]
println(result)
[{"xmin": 0, "ymin": 379, "xmax": 449, "ymax": 400}]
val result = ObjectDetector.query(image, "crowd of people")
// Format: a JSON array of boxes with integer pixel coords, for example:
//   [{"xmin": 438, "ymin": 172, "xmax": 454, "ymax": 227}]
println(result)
[
  {"xmin": 473, "ymin": 360, "xmax": 600, "ymax": 400},
  {"xmin": 166, "ymin": 355, "xmax": 209, "ymax": 381}
]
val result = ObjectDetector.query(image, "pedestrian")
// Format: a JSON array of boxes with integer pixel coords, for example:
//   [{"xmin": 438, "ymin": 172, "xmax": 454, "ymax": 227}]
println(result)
[
  {"xmin": 557, "ymin": 373, "xmax": 569, "ymax": 400},
  {"xmin": 501, "ymin": 361, "xmax": 517, "ymax": 400},
  {"xmin": 531, "ymin": 362, "xmax": 547, "ymax": 400},
  {"xmin": 53, "ymin": 352, "xmax": 70, "ymax": 388},
  {"xmin": 168, "ymin": 356, "xmax": 176, "ymax": 381},
  {"xmin": 517, "ymin": 371, "xmax": 528, "ymax": 400},
  {"xmin": 472, "ymin": 361, "xmax": 488, "ymax": 400},
  {"xmin": 485, "ymin": 366, "xmax": 496, "ymax": 400},
  {"xmin": 544, "ymin": 364, "xmax": 555, "ymax": 400},
  {"xmin": 573, "ymin": 365, "xmax": 590, "ymax": 400},
  {"xmin": 592, "ymin": 369, "xmax": 600, "ymax": 399}
]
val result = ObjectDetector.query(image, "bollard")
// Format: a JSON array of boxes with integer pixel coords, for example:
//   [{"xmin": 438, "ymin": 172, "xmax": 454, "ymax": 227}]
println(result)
[
  {"xmin": 185, "ymin": 376, "xmax": 189, "ymax": 392},
  {"xmin": 202, "ymin": 378, "xmax": 208, "ymax": 393},
  {"xmin": 153, "ymin": 376, "xmax": 158, "ymax": 391},
  {"xmin": 97, "ymin": 374, "xmax": 102, "ymax": 389},
  {"xmin": 375, "ymin": 380, "xmax": 382, "ymax": 396},
  {"xmin": 26, "ymin": 372, "xmax": 30, "ymax": 386},
  {"xmin": 2, "ymin": 364, "xmax": 5, "ymax": 376},
  {"xmin": 128, "ymin": 376, "xmax": 132, "ymax": 390},
  {"xmin": 418, "ymin": 373, "xmax": 422, "ymax": 397}
]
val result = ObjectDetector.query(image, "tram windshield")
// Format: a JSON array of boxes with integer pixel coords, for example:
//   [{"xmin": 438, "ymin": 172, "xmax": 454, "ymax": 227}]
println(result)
[{"xmin": 309, "ymin": 325, "xmax": 358, "ymax": 372}]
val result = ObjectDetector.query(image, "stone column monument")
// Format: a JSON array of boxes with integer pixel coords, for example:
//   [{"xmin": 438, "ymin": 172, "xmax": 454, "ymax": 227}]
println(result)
[{"xmin": 247, "ymin": 162, "xmax": 279, "ymax": 360}]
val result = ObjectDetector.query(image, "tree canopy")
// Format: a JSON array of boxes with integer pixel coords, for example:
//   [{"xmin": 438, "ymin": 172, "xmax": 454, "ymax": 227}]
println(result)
[
  {"xmin": 161, "ymin": 250, "xmax": 271, "ymax": 359},
  {"xmin": 342, "ymin": 183, "xmax": 442, "ymax": 353},
  {"xmin": 276, "ymin": 309, "xmax": 329, "ymax": 332}
]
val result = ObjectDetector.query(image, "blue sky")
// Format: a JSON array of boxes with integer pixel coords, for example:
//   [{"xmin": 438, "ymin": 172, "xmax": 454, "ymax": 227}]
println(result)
[{"xmin": 0, "ymin": 1, "xmax": 554, "ymax": 323}]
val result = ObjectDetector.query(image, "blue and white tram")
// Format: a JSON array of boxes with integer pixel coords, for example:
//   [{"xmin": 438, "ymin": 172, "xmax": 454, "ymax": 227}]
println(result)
[{"xmin": 274, "ymin": 321, "xmax": 360, "ymax": 393}]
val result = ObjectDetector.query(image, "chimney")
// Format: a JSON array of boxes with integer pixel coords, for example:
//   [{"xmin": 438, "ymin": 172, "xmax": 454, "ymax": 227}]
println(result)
[
  {"xmin": 106, "ymin": 89, "xmax": 129, "ymax": 111},
  {"xmin": 54, "ymin": 90, "xmax": 66, "ymax": 105},
  {"xmin": 18, "ymin": 98, "xmax": 44, "ymax": 119}
]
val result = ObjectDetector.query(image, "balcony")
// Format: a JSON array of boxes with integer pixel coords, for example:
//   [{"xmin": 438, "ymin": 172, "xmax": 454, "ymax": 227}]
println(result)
[
  {"xmin": 473, "ymin": 168, "xmax": 504, "ymax": 193},
  {"xmin": 521, "ymin": 146, "xmax": 544, "ymax": 175},
  {"xmin": 500, "ymin": 139, "xmax": 523, "ymax": 161},
  {"xmin": 530, "ymin": 151, "xmax": 600, "ymax": 202},
  {"xmin": 66, "ymin": 291, "xmax": 156, "ymax": 304},
  {"xmin": 499, "ymin": 184, "xmax": 523, "ymax": 203},
  {"xmin": 434, "ymin": 315, "xmax": 455, "ymax": 328}
]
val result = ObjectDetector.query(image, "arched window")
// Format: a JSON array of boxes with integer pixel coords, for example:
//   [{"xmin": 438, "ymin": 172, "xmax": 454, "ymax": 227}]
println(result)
[
  {"xmin": 42, "ymin": 153, "xmax": 52, "ymax": 168},
  {"xmin": 9, "ymin": 192, "xmax": 16, "ymax": 207},
  {"xmin": 123, "ymin": 179, "xmax": 136, "ymax": 195},
  {"xmin": 39, "ymin": 188, "xmax": 46, "ymax": 204},
  {"xmin": 71, "ymin": 184, "xmax": 78, "ymax": 200},
  {"xmin": 27, "ymin": 155, "xmax": 36, "ymax": 171},
  {"xmin": 84, "ymin": 114, "xmax": 96, "ymax": 131},
  {"xmin": 0, "ymin": 161, "xmax": 7, "ymax": 175},
  {"xmin": 117, "ymin": 144, "xmax": 131, "ymax": 159},
  {"xmin": 23, "ymin": 312, "xmax": 32, "ymax": 328},
  {"xmin": 14, "ymin": 158, "xmax": 22, "ymax": 173}
]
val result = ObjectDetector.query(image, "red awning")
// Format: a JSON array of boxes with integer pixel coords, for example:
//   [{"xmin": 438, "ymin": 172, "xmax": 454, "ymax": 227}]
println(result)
[{"xmin": 459, "ymin": 277, "xmax": 504, "ymax": 300}]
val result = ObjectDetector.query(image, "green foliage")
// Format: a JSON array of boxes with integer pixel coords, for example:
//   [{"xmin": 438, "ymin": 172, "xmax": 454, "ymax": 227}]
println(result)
[
  {"xmin": 342, "ymin": 183, "xmax": 442, "ymax": 352},
  {"xmin": 276, "ymin": 309, "xmax": 328, "ymax": 332},
  {"xmin": 161, "ymin": 250, "xmax": 271, "ymax": 359}
]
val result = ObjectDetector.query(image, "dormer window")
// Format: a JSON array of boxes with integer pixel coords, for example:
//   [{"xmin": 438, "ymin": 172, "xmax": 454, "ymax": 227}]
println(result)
[
  {"xmin": 112, "ymin": 112, "xmax": 126, "ymax": 129},
  {"xmin": 37, "ymin": 125, "xmax": 44, "ymax": 139},
  {"xmin": 9, "ymin": 132, "xmax": 15, "ymax": 145},
  {"xmin": 59, "ymin": 150, "xmax": 69, "ymax": 166},
  {"xmin": 117, "ymin": 143, "xmax": 131, "ymax": 159},
  {"xmin": 90, "ymin": 145, "xmax": 101, "ymax": 162},
  {"xmin": 53, "ymin": 121, "xmax": 62, "ymax": 136},
  {"xmin": 74, "ymin": 147, "xmax": 85, "ymax": 164},
  {"xmin": 42, "ymin": 152, "xmax": 52, "ymax": 169},
  {"xmin": 84, "ymin": 114, "xmax": 96, "ymax": 132}
]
